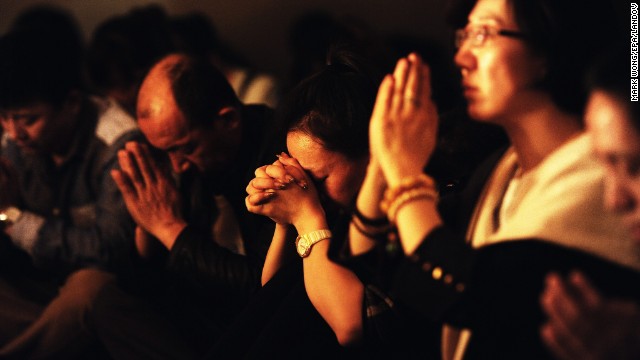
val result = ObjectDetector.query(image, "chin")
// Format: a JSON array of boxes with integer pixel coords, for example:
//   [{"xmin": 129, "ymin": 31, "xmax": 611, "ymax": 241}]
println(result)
[{"xmin": 466, "ymin": 104, "xmax": 503, "ymax": 125}]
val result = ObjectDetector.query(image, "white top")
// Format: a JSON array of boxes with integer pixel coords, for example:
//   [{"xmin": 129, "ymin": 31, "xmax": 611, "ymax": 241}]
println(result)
[{"xmin": 444, "ymin": 132, "xmax": 640, "ymax": 360}]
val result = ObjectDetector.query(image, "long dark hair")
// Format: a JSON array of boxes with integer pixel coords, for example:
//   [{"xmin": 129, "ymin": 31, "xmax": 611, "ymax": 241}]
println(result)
[{"xmin": 278, "ymin": 49, "xmax": 380, "ymax": 160}]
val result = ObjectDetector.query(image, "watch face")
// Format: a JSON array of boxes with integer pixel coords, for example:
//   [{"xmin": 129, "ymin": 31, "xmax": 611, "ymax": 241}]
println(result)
[{"xmin": 297, "ymin": 238, "xmax": 310, "ymax": 256}]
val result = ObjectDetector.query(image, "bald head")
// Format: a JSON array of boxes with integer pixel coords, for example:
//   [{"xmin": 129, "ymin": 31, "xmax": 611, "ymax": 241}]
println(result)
[
  {"xmin": 137, "ymin": 54, "xmax": 189, "ymax": 150},
  {"xmin": 136, "ymin": 53, "xmax": 242, "ymax": 174},
  {"xmin": 139, "ymin": 52, "xmax": 239, "ymax": 127},
  {"xmin": 137, "ymin": 53, "xmax": 184, "ymax": 121}
]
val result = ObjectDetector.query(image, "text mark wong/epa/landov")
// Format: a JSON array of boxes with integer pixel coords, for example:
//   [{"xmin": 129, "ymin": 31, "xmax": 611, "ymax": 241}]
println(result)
[{"xmin": 632, "ymin": 3, "xmax": 639, "ymax": 101}]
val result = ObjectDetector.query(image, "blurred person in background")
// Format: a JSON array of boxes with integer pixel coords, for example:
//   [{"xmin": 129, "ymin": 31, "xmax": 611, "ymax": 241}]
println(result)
[
  {"xmin": 87, "ymin": 5, "xmax": 176, "ymax": 117},
  {"xmin": 0, "ymin": 7, "xmax": 142, "ymax": 357},
  {"xmin": 171, "ymin": 12, "xmax": 282, "ymax": 108},
  {"xmin": 540, "ymin": 44, "xmax": 640, "ymax": 360}
]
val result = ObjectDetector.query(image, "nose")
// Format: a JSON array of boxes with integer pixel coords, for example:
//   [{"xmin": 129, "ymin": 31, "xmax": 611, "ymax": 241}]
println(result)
[
  {"xmin": 454, "ymin": 42, "xmax": 475, "ymax": 74},
  {"xmin": 604, "ymin": 175, "xmax": 635, "ymax": 213},
  {"xmin": 168, "ymin": 152, "xmax": 191, "ymax": 174}
]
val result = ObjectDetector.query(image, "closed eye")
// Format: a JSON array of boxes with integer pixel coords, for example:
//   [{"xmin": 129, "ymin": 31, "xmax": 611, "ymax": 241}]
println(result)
[{"xmin": 310, "ymin": 174, "xmax": 328, "ymax": 187}]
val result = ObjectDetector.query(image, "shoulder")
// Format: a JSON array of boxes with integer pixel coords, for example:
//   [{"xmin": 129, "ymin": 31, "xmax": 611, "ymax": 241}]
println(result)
[{"xmin": 92, "ymin": 97, "xmax": 139, "ymax": 147}]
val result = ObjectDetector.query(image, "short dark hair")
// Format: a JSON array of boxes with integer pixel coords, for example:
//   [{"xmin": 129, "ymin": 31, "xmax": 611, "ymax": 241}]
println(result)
[
  {"xmin": 588, "ymin": 44, "xmax": 639, "ymax": 131},
  {"xmin": 279, "ymin": 50, "xmax": 380, "ymax": 160},
  {"xmin": 0, "ymin": 8, "xmax": 84, "ymax": 110},
  {"xmin": 87, "ymin": 5, "xmax": 174, "ymax": 95},
  {"xmin": 448, "ymin": 0, "xmax": 620, "ymax": 115},
  {"xmin": 163, "ymin": 54, "xmax": 240, "ymax": 128}
]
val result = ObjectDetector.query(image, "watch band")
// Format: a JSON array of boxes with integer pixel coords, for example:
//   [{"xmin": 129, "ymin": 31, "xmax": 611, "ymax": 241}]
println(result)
[{"xmin": 295, "ymin": 229, "xmax": 332, "ymax": 258}]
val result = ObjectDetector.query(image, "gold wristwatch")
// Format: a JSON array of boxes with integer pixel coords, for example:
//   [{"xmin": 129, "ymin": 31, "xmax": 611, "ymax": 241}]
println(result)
[{"xmin": 295, "ymin": 229, "xmax": 332, "ymax": 258}]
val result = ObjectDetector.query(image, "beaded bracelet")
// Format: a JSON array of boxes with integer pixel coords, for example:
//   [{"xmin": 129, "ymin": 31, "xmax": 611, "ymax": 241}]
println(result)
[
  {"xmin": 386, "ymin": 187, "xmax": 438, "ymax": 224},
  {"xmin": 381, "ymin": 174, "xmax": 438, "ymax": 224},
  {"xmin": 380, "ymin": 174, "xmax": 436, "ymax": 214}
]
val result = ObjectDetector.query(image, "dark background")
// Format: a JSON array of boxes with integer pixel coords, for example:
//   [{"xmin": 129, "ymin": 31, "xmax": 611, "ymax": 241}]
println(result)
[{"xmin": 0, "ymin": 0, "xmax": 455, "ymax": 85}]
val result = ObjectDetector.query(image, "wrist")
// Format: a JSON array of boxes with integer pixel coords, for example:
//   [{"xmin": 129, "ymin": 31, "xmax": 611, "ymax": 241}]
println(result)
[
  {"xmin": 384, "ymin": 167, "xmax": 426, "ymax": 189},
  {"xmin": 381, "ymin": 174, "xmax": 438, "ymax": 224},
  {"xmin": 293, "ymin": 207, "xmax": 327, "ymax": 235},
  {"xmin": 295, "ymin": 229, "xmax": 332, "ymax": 258},
  {"xmin": 153, "ymin": 220, "xmax": 188, "ymax": 250}
]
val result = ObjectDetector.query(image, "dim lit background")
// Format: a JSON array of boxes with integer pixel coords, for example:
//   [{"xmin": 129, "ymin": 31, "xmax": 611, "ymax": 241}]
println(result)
[{"xmin": 0, "ymin": 0, "xmax": 453, "ymax": 86}]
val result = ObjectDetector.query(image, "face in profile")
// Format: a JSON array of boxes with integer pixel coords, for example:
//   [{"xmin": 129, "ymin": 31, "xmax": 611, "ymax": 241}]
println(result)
[
  {"xmin": 586, "ymin": 90, "xmax": 640, "ymax": 244},
  {"xmin": 286, "ymin": 130, "xmax": 368, "ymax": 212},
  {"xmin": 137, "ymin": 62, "xmax": 234, "ymax": 176},
  {"xmin": 0, "ymin": 102, "xmax": 67, "ymax": 155},
  {"xmin": 454, "ymin": 0, "xmax": 546, "ymax": 123}
]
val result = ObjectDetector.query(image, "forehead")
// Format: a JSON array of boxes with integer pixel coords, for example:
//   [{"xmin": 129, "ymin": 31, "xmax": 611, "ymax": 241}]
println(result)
[
  {"xmin": 0, "ymin": 102, "xmax": 54, "ymax": 116},
  {"xmin": 586, "ymin": 91, "xmax": 640, "ymax": 153},
  {"xmin": 468, "ymin": 0, "xmax": 515, "ymax": 27},
  {"xmin": 286, "ymin": 131, "xmax": 341, "ymax": 174},
  {"xmin": 137, "ymin": 69, "xmax": 191, "ymax": 149}
]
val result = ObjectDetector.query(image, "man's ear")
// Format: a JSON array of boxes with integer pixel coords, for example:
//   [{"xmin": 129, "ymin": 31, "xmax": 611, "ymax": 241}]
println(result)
[{"xmin": 217, "ymin": 106, "xmax": 241, "ymax": 130}]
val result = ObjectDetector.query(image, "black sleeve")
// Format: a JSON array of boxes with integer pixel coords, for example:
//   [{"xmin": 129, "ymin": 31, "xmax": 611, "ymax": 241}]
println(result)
[
  {"xmin": 167, "ymin": 226, "xmax": 263, "ymax": 298},
  {"xmin": 393, "ymin": 232, "xmax": 640, "ymax": 358},
  {"xmin": 392, "ymin": 226, "xmax": 476, "ymax": 322}
]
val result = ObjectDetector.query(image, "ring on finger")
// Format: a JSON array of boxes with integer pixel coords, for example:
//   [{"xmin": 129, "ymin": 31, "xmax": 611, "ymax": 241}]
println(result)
[{"xmin": 404, "ymin": 96, "xmax": 420, "ymax": 106}]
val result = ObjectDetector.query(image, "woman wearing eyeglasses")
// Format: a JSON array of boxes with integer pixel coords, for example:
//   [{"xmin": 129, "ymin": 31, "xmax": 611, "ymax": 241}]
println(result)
[{"xmin": 353, "ymin": 0, "xmax": 639, "ymax": 358}]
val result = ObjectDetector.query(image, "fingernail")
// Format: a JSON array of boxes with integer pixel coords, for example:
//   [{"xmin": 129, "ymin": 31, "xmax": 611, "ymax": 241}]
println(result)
[
  {"xmin": 274, "ymin": 180, "xmax": 286, "ymax": 189},
  {"xmin": 285, "ymin": 175, "xmax": 295, "ymax": 183},
  {"xmin": 275, "ymin": 154, "xmax": 282, "ymax": 159},
  {"xmin": 298, "ymin": 181, "xmax": 308, "ymax": 190},
  {"xmin": 265, "ymin": 191, "xmax": 276, "ymax": 198}
]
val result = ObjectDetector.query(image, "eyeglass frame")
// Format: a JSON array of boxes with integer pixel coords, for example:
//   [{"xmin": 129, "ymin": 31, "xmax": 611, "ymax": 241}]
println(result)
[{"xmin": 455, "ymin": 24, "xmax": 525, "ymax": 49}]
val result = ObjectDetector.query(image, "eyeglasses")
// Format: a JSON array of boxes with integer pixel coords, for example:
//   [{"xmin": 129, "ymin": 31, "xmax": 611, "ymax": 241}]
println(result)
[{"xmin": 455, "ymin": 25, "xmax": 525, "ymax": 49}]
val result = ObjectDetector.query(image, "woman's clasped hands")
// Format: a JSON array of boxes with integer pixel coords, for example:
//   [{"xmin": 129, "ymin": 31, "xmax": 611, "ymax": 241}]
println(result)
[
  {"xmin": 246, "ymin": 152, "xmax": 324, "ymax": 228},
  {"xmin": 369, "ymin": 53, "xmax": 439, "ymax": 187}
]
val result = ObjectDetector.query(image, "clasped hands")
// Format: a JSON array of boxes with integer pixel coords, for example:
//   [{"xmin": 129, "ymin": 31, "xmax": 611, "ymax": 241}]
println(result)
[
  {"xmin": 111, "ymin": 141, "xmax": 186, "ymax": 250},
  {"xmin": 369, "ymin": 53, "xmax": 438, "ymax": 188},
  {"xmin": 246, "ymin": 153, "xmax": 325, "ymax": 231}
]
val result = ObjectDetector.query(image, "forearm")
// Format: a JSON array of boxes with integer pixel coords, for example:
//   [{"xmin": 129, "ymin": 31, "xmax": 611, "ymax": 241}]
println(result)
[
  {"xmin": 395, "ymin": 198, "xmax": 442, "ymax": 255},
  {"xmin": 262, "ymin": 223, "xmax": 294, "ymax": 285},
  {"xmin": 303, "ymin": 240, "xmax": 365, "ymax": 346},
  {"xmin": 293, "ymin": 210, "xmax": 366, "ymax": 345},
  {"xmin": 350, "ymin": 162, "xmax": 387, "ymax": 256}
]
